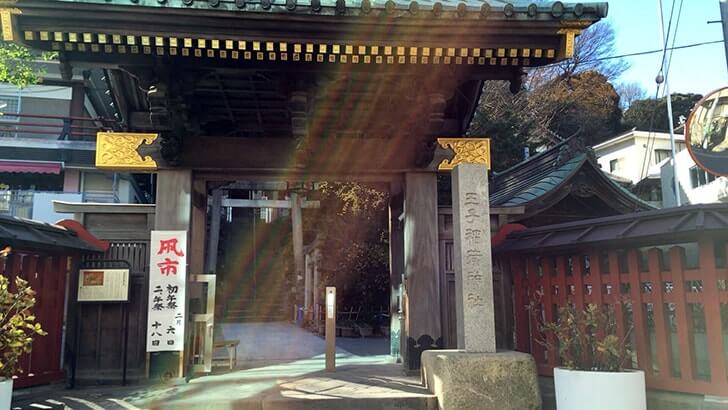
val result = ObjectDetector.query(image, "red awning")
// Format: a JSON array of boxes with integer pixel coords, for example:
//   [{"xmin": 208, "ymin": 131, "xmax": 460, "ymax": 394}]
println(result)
[{"xmin": 0, "ymin": 160, "xmax": 61, "ymax": 174}]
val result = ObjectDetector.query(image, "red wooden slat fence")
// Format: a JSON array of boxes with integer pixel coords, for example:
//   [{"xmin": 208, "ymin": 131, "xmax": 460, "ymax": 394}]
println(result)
[
  {"xmin": 0, "ymin": 251, "xmax": 70, "ymax": 388},
  {"xmin": 511, "ymin": 240, "xmax": 728, "ymax": 396}
]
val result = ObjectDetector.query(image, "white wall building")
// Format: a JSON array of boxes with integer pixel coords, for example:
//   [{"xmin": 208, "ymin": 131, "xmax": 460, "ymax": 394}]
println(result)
[
  {"xmin": 592, "ymin": 130, "xmax": 686, "ymax": 185},
  {"xmin": 0, "ymin": 62, "xmax": 149, "ymax": 223},
  {"xmin": 661, "ymin": 148, "xmax": 728, "ymax": 207}
]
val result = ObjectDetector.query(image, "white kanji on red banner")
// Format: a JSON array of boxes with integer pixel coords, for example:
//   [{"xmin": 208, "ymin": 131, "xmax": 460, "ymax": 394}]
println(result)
[{"xmin": 146, "ymin": 230, "xmax": 187, "ymax": 352}]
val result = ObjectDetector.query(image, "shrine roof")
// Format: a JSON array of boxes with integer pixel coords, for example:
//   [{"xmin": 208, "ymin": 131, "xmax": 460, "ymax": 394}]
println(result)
[
  {"xmin": 0, "ymin": 214, "xmax": 103, "ymax": 253},
  {"xmin": 490, "ymin": 138, "xmax": 653, "ymax": 211},
  {"xmin": 496, "ymin": 203, "xmax": 728, "ymax": 254},
  {"xmin": 40, "ymin": 0, "xmax": 607, "ymax": 21}
]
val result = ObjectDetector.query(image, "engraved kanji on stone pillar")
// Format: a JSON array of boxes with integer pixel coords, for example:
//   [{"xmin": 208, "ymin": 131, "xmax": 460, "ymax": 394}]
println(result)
[{"xmin": 452, "ymin": 163, "xmax": 495, "ymax": 353}]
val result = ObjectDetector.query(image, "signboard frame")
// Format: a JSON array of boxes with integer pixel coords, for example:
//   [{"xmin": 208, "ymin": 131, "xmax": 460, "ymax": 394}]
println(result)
[{"xmin": 76, "ymin": 260, "xmax": 131, "ymax": 304}]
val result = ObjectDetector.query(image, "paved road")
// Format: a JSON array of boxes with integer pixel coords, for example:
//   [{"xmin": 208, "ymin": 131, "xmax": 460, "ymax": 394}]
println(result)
[{"xmin": 12, "ymin": 385, "xmax": 150, "ymax": 410}]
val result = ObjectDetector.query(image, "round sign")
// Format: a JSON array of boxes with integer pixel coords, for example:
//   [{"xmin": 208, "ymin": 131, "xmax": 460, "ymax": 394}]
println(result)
[{"xmin": 685, "ymin": 86, "xmax": 728, "ymax": 176}]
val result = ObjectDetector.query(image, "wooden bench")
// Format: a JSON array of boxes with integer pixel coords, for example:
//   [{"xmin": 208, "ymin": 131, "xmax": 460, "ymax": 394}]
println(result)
[{"xmin": 212, "ymin": 340, "xmax": 240, "ymax": 370}]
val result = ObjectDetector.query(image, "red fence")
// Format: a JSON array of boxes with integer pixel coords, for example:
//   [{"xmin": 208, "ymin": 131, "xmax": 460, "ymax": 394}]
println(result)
[
  {"xmin": 510, "ymin": 239, "xmax": 728, "ymax": 396},
  {"xmin": 0, "ymin": 252, "xmax": 70, "ymax": 388}
]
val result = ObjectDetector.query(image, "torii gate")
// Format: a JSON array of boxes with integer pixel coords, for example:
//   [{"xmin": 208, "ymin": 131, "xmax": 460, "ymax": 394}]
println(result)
[{"xmin": 205, "ymin": 182, "xmax": 320, "ymax": 310}]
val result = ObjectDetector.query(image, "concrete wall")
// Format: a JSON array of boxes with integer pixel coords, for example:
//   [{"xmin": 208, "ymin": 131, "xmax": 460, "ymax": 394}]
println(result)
[
  {"xmin": 661, "ymin": 149, "xmax": 728, "ymax": 207},
  {"xmin": 0, "ymin": 84, "xmax": 72, "ymax": 139},
  {"xmin": 594, "ymin": 131, "xmax": 685, "ymax": 184}
]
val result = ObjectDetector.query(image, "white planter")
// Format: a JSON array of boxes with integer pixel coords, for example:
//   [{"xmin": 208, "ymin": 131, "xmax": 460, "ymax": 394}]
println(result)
[
  {"xmin": 0, "ymin": 378, "xmax": 12, "ymax": 410},
  {"xmin": 554, "ymin": 367, "xmax": 646, "ymax": 410}
]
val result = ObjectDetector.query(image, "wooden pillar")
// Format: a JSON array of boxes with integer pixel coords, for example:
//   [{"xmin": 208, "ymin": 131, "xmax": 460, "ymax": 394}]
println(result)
[
  {"xmin": 389, "ymin": 189, "xmax": 405, "ymax": 361},
  {"xmin": 403, "ymin": 172, "xmax": 441, "ymax": 370},
  {"xmin": 313, "ymin": 249, "xmax": 321, "ymax": 331},
  {"xmin": 154, "ymin": 169, "xmax": 192, "ymax": 378},
  {"xmin": 205, "ymin": 188, "xmax": 223, "ymax": 273},
  {"xmin": 291, "ymin": 192, "xmax": 304, "ymax": 304},
  {"xmin": 304, "ymin": 253, "xmax": 312, "ymax": 311}
]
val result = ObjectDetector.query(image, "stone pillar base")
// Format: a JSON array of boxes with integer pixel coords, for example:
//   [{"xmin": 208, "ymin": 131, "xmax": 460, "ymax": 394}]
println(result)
[{"xmin": 421, "ymin": 350, "xmax": 540, "ymax": 410}]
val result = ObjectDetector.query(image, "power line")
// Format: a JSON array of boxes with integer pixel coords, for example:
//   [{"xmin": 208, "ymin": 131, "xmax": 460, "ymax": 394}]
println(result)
[
  {"xmin": 589, "ymin": 40, "xmax": 724, "ymax": 63},
  {"xmin": 540, "ymin": 39, "xmax": 724, "ymax": 70}
]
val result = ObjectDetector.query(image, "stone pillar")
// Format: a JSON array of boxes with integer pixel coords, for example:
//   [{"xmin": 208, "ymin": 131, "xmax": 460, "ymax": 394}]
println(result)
[
  {"xmin": 291, "ymin": 192, "xmax": 304, "ymax": 305},
  {"xmin": 403, "ymin": 172, "xmax": 441, "ymax": 370},
  {"xmin": 421, "ymin": 145, "xmax": 539, "ymax": 410},
  {"xmin": 451, "ymin": 163, "xmax": 495, "ymax": 352}
]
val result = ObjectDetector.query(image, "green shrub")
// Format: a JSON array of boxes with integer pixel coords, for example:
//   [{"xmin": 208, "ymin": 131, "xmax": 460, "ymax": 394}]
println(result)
[
  {"xmin": 0, "ymin": 274, "xmax": 46, "ymax": 379},
  {"xmin": 531, "ymin": 299, "xmax": 632, "ymax": 372}
]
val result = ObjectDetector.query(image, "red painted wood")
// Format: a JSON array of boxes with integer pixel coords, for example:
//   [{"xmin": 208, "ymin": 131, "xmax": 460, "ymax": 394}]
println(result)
[
  {"xmin": 554, "ymin": 256, "xmax": 568, "ymax": 307},
  {"xmin": 540, "ymin": 257, "xmax": 558, "ymax": 369},
  {"xmin": 669, "ymin": 246, "xmax": 696, "ymax": 381},
  {"xmin": 627, "ymin": 249, "xmax": 651, "ymax": 374},
  {"xmin": 697, "ymin": 239, "xmax": 728, "ymax": 387},
  {"xmin": 607, "ymin": 251, "xmax": 626, "ymax": 340},
  {"xmin": 571, "ymin": 255, "xmax": 585, "ymax": 312},
  {"xmin": 647, "ymin": 248, "xmax": 671, "ymax": 377},
  {"xmin": 0, "ymin": 250, "xmax": 66, "ymax": 389},
  {"xmin": 511, "ymin": 257, "xmax": 530, "ymax": 353},
  {"xmin": 526, "ymin": 256, "xmax": 545, "ymax": 364},
  {"xmin": 510, "ymin": 240, "xmax": 728, "ymax": 396}
]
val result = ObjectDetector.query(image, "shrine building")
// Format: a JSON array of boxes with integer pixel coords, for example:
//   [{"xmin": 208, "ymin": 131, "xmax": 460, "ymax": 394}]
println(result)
[{"xmin": 3, "ymin": 0, "xmax": 610, "ymax": 383}]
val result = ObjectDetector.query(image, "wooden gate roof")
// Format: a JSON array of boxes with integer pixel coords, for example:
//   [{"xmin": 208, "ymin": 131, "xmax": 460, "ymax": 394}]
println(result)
[
  {"xmin": 495, "ymin": 203, "xmax": 728, "ymax": 254},
  {"xmin": 3, "ymin": 0, "xmax": 607, "ymax": 172}
]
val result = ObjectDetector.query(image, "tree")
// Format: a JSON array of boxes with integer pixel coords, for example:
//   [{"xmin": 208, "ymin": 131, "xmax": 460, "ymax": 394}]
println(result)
[
  {"xmin": 468, "ymin": 81, "xmax": 541, "ymax": 171},
  {"xmin": 623, "ymin": 93, "xmax": 703, "ymax": 132},
  {"xmin": 469, "ymin": 21, "xmax": 629, "ymax": 171},
  {"xmin": 529, "ymin": 71, "xmax": 623, "ymax": 147},
  {"xmin": 527, "ymin": 21, "xmax": 628, "ymax": 89},
  {"xmin": 615, "ymin": 82, "xmax": 647, "ymax": 110},
  {"xmin": 0, "ymin": 42, "xmax": 54, "ymax": 88},
  {"xmin": 305, "ymin": 182, "xmax": 390, "ymax": 311}
]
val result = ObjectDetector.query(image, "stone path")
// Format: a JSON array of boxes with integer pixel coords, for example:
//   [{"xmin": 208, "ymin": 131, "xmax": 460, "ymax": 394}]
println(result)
[
  {"xmin": 13, "ymin": 323, "xmax": 433, "ymax": 409},
  {"xmin": 127, "ymin": 355, "xmax": 434, "ymax": 409}
]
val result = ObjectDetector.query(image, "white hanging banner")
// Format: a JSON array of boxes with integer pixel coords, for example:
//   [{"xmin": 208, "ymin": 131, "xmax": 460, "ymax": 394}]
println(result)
[{"xmin": 146, "ymin": 230, "xmax": 187, "ymax": 352}]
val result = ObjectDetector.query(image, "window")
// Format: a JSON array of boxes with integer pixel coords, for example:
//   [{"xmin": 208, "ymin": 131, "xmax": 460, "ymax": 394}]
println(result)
[
  {"xmin": 654, "ymin": 149, "xmax": 671, "ymax": 164},
  {"xmin": 609, "ymin": 158, "xmax": 622, "ymax": 173},
  {"xmin": 0, "ymin": 93, "xmax": 21, "ymax": 122},
  {"xmin": 689, "ymin": 166, "xmax": 717, "ymax": 188}
]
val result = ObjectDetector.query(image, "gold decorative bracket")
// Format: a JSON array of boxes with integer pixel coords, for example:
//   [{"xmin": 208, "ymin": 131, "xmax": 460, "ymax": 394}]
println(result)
[
  {"xmin": 437, "ymin": 137, "xmax": 491, "ymax": 170},
  {"xmin": 0, "ymin": 7, "xmax": 20, "ymax": 42},
  {"xmin": 96, "ymin": 132, "xmax": 159, "ymax": 171},
  {"xmin": 557, "ymin": 28, "xmax": 582, "ymax": 59}
]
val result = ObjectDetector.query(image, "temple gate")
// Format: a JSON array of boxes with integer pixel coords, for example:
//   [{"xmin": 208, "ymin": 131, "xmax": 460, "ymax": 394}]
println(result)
[{"xmin": 3, "ymin": 0, "xmax": 606, "ymax": 380}]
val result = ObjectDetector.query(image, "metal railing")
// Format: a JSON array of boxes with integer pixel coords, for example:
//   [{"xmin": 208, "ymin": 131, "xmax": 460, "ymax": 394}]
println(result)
[
  {"xmin": 0, "ymin": 189, "xmax": 121, "ymax": 219},
  {"xmin": 0, "ymin": 112, "xmax": 116, "ymax": 140}
]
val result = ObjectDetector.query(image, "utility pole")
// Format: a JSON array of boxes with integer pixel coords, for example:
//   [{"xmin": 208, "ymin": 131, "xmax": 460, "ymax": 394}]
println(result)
[
  {"xmin": 658, "ymin": 0, "xmax": 681, "ymax": 206},
  {"xmin": 721, "ymin": 0, "xmax": 728, "ymax": 72}
]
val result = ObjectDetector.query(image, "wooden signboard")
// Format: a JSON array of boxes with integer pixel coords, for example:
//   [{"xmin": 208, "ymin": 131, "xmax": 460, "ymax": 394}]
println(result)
[{"xmin": 77, "ymin": 268, "xmax": 130, "ymax": 302}]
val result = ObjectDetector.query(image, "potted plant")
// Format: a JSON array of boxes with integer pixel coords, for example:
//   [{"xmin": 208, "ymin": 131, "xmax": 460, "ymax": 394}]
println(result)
[
  {"xmin": 533, "ymin": 301, "xmax": 646, "ymax": 410},
  {"xmin": 0, "ymin": 272, "xmax": 47, "ymax": 410}
]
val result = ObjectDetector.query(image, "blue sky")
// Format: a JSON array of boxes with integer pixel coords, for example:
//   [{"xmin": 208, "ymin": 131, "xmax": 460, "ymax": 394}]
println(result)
[{"xmin": 605, "ymin": 0, "xmax": 728, "ymax": 96}]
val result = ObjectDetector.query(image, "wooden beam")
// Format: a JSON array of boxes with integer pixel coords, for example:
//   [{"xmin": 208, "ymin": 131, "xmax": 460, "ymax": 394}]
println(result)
[{"xmin": 221, "ymin": 198, "xmax": 320, "ymax": 209}]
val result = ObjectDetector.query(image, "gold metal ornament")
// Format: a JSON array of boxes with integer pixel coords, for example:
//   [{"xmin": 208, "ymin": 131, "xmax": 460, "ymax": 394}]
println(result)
[
  {"xmin": 437, "ymin": 137, "xmax": 491, "ymax": 170},
  {"xmin": 95, "ymin": 132, "xmax": 159, "ymax": 171}
]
